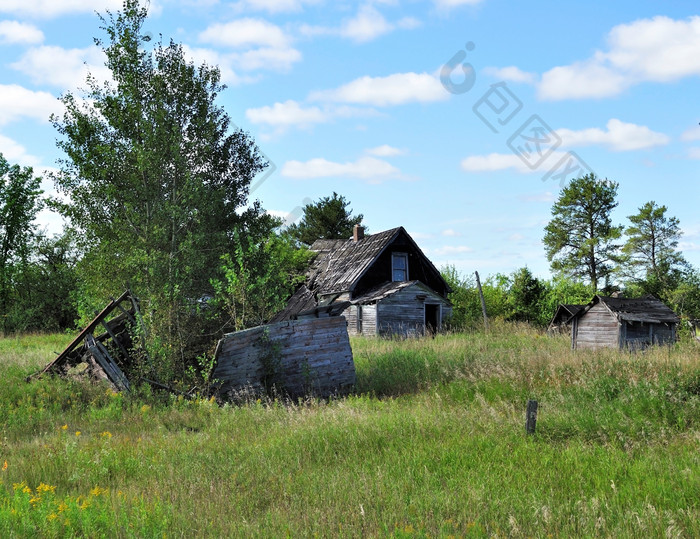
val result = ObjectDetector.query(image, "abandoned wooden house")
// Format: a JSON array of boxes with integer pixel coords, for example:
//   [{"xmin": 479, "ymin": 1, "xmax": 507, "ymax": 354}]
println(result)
[
  {"xmin": 273, "ymin": 225, "xmax": 452, "ymax": 337},
  {"xmin": 570, "ymin": 294, "xmax": 679, "ymax": 350},
  {"xmin": 547, "ymin": 304, "xmax": 585, "ymax": 334}
]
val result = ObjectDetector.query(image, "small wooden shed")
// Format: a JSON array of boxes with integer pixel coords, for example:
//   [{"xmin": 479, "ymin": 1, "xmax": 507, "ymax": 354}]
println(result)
[
  {"xmin": 570, "ymin": 295, "xmax": 679, "ymax": 350},
  {"xmin": 547, "ymin": 304, "xmax": 584, "ymax": 334}
]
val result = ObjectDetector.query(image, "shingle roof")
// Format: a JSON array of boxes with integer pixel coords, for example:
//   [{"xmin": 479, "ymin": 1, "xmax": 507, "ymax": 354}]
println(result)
[
  {"xmin": 590, "ymin": 295, "xmax": 679, "ymax": 324},
  {"xmin": 308, "ymin": 227, "xmax": 403, "ymax": 295}
]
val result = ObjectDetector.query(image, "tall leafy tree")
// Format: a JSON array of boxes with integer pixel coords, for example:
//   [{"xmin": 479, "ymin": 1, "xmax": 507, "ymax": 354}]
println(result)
[
  {"xmin": 622, "ymin": 201, "xmax": 686, "ymax": 297},
  {"xmin": 0, "ymin": 154, "xmax": 43, "ymax": 333},
  {"xmin": 287, "ymin": 192, "xmax": 363, "ymax": 245},
  {"xmin": 51, "ymin": 0, "xmax": 266, "ymax": 372},
  {"xmin": 543, "ymin": 174, "xmax": 622, "ymax": 291}
]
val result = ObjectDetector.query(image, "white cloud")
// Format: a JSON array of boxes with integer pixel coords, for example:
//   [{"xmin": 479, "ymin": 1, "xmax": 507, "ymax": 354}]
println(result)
[
  {"xmin": 246, "ymin": 100, "xmax": 328, "ymax": 127},
  {"xmin": 460, "ymin": 152, "xmax": 542, "ymax": 174},
  {"xmin": 11, "ymin": 45, "xmax": 109, "ymax": 89},
  {"xmin": 0, "ymin": 21, "xmax": 43, "ymax": 44},
  {"xmin": 300, "ymin": 5, "xmax": 421, "ymax": 43},
  {"xmin": 538, "ymin": 16, "xmax": 700, "ymax": 100},
  {"xmin": 441, "ymin": 228, "xmax": 460, "ymax": 237},
  {"xmin": 681, "ymin": 125, "xmax": 700, "ymax": 141},
  {"xmin": 281, "ymin": 156, "xmax": 404, "ymax": 182},
  {"xmin": 246, "ymin": 99, "xmax": 379, "ymax": 134},
  {"xmin": 233, "ymin": 46, "xmax": 301, "ymax": 71},
  {"xmin": 483, "ymin": 66, "xmax": 536, "ymax": 84},
  {"xmin": 197, "ymin": 19, "xmax": 301, "ymax": 72},
  {"xmin": 434, "ymin": 0, "xmax": 484, "ymax": 9},
  {"xmin": 182, "ymin": 45, "xmax": 252, "ymax": 85},
  {"xmin": 689, "ymin": 147, "xmax": 700, "ymax": 160},
  {"xmin": 0, "ymin": 84, "xmax": 61, "ymax": 125},
  {"xmin": 0, "ymin": 0, "xmax": 122, "ymax": 18},
  {"xmin": 232, "ymin": 0, "xmax": 321, "ymax": 14},
  {"xmin": 310, "ymin": 72, "xmax": 447, "ymax": 106},
  {"xmin": 199, "ymin": 19, "xmax": 290, "ymax": 49},
  {"xmin": 556, "ymin": 119, "xmax": 670, "ymax": 151},
  {"xmin": 0, "ymin": 133, "xmax": 41, "ymax": 167},
  {"xmin": 340, "ymin": 5, "xmax": 393, "ymax": 43},
  {"xmin": 365, "ymin": 144, "xmax": 405, "ymax": 157}
]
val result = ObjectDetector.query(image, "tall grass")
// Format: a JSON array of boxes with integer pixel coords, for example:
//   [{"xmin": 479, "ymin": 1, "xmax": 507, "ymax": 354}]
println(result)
[{"xmin": 0, "ymin": 324, "xmax": 698, "ymax": 537}]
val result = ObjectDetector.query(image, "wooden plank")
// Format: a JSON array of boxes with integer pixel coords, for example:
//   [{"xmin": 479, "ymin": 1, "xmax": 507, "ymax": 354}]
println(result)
[{"xmin": 34, "ymin": 290, "xmax": 131, "ymax": 377}]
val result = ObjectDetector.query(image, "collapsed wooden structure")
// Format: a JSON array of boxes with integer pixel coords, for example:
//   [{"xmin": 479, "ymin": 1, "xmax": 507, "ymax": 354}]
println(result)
[
  {"xmin": 547, "ymin": 304, "xmax": 584, "ymax": 334},
  {"xmin": 31, "ymin": 291, "xmax": 144, "ymax": 392},
  {"xmin": 212, "ymin": 316, "xmax": 355, "ymax": 399}
]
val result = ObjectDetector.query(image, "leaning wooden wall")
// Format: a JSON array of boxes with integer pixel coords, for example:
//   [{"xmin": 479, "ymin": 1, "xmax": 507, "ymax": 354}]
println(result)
[{"xmin": 212, "ymin": 316, "xmax": 355, "ymax": 399}]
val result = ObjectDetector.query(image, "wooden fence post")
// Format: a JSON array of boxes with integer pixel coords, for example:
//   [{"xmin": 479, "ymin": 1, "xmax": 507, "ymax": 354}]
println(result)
[
  {"xmin": 526, "ymin": 400, "xmax": 538, "ymax": 435},
  {"xmin": 474, "ymin": 271, "xmax": 488, "ymax": 331}
]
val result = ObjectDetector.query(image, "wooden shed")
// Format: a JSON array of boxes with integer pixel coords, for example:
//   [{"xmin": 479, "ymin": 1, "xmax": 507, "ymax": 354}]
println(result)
[
  {"xmin": 547, "ymin": 304, "xmax": 584, "ymax": 334},
  {"xmin": 570, "ymin": 295, "xmax": 679, "ymax": 350},
  {"xmin": 273, "ymin": 225, "xmax": 452, "ymax": 337}
]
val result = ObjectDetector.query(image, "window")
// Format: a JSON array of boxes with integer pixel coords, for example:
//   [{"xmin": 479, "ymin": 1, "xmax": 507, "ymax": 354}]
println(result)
[{"xmin": 392, "ymin": 253, "xmax": 408, "ymax": 282}]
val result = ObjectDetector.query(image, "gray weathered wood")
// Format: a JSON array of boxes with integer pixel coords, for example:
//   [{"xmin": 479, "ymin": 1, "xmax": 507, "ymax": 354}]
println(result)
[{"xmin": 526, "ymin": 400, "xmax": 538, "ymax": 435}]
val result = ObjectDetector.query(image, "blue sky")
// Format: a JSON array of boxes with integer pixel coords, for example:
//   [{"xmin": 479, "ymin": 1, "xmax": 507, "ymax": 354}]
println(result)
[{"xmin": 1, "ymin": 0, "xmax": 699, "ymax": 280}]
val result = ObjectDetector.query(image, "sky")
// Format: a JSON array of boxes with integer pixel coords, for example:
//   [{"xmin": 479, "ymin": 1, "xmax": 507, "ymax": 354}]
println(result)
[{"xmin": 1, "ymin": 0, "xmax": 699, "ymax": 281}]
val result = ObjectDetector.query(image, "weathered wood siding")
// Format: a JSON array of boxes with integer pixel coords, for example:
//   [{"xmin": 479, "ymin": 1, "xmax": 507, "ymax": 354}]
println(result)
[
  {"xmin": 345, "ymin": 304, "xmax": 378, "ymax": 337},
  {"xmin": 575, "ymin": 303, "xmax": 619, "ymax": 349},
  {"xmin": 376, "ymin": 285, "xmax": 450, "ymax": 337},
  {"xmin": 624, "ymin": 321, "xmax": 675, "ymax": 349},
  {"xmin": 212, "ymin": 316, "xmax": 355, "ymax": 399}
]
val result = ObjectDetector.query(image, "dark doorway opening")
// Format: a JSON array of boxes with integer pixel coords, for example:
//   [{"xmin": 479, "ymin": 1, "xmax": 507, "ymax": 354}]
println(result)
[{"xmin": 425, "ymin": 304, "xmax": 440, "ymax": 335}]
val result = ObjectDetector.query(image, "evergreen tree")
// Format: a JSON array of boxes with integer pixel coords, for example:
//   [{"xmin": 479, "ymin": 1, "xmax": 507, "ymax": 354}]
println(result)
[
  {"xmin": 622, "ymin": 201, "xmax": 686, "ymax": 298},
  {"xmin": 287, "ymin": 192, "xmax": 363, "ymax": 245},
  {"xmin": 543, "ymin": 174, "xmax": 622, "ymax": 291}
]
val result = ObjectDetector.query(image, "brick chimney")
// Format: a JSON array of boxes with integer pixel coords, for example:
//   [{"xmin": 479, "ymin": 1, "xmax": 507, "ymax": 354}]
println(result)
[{"xmin": 353, "ymin": 224, "xmax": 365, "ymax": 242}]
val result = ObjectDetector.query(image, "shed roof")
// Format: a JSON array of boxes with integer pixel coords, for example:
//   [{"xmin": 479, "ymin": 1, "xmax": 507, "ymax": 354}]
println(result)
[{"xmin": 580, "ymin": 295, "xmax": 679, "ymax": 324}]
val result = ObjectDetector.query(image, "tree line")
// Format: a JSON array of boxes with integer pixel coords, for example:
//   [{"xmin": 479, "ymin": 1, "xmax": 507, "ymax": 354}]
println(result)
[{"xmin": 444, "ymin": 174, "xmax": 700, "ymax": 329}]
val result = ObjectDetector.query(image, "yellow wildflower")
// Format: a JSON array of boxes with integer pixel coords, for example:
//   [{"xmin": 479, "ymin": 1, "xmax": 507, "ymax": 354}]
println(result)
[
  {"xmin": 75, "ymin": 431, "xmax": 81, "ymax": 437},
  {"xmin": 2, "ymin": 460, "xmax": 7, "ymax": 471},
  {"xmin": 90, "ymin": 486, "xmax": 108, "ymax": 497},
  {"xmin": 36, "ymin": 483, "xmax": 56, "ymax": 494},
  {"xmin": 47, "ymin": 513, "xmax": 58, "ymax": 522},
  {"xmin": 80, "ymin": 499, "xmax": 90, "ymax": 510},
  {"xmin": 101, "ymin": 431, "xmax": 112, "ymax": 439},
  {"xmin": 60, "ymin": 424, "xmax": 68, "ymax": 430},
  {"xmin": 57, "ymin": 502, "xmax": 68, "ymax": 513},
  {"xmin": 140, "ymin": 404, "xmax": 151, "ymax": 413}
]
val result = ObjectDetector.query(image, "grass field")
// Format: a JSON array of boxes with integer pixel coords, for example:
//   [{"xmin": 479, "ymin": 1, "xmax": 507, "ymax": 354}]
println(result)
[{"xmin": 1, "ymin": 324, "xmax": 699, "ymax": 537}]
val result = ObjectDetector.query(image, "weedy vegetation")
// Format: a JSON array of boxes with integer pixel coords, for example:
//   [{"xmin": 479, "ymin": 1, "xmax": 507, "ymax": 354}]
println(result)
[{"xmin": 1, "ymin": 324, "xmax": 699, "ymax": 537}]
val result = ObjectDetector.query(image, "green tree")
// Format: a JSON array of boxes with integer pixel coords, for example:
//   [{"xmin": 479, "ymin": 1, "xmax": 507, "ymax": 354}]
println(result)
[
  {"xmin": 212, "ymin": 215, "xmax": 313, "ymax": 331},
  {"xmin": 621, "ymin": 201, "xmax": 686, "ymax": 298},
  {"xmin": 0, "ymin": 154, "xmax": 43, "ymax": 334},
  {"xmin": 287, "ymin": 192, "xmax": 363, "ymax": 245},
  {"xmin": 507, "ymin": 267, "xmax": 545, "ymax": 324},
  {"xmin": 7, "ymin": 230, "xmax": 79, "ymax": 332},
  {"xmin": 543, "ymin": 173, "xmax": 622, "ymax": 291},
  {"xmin": 51, "ymin": 1, "xmax": 267, "ymax": 375}
]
